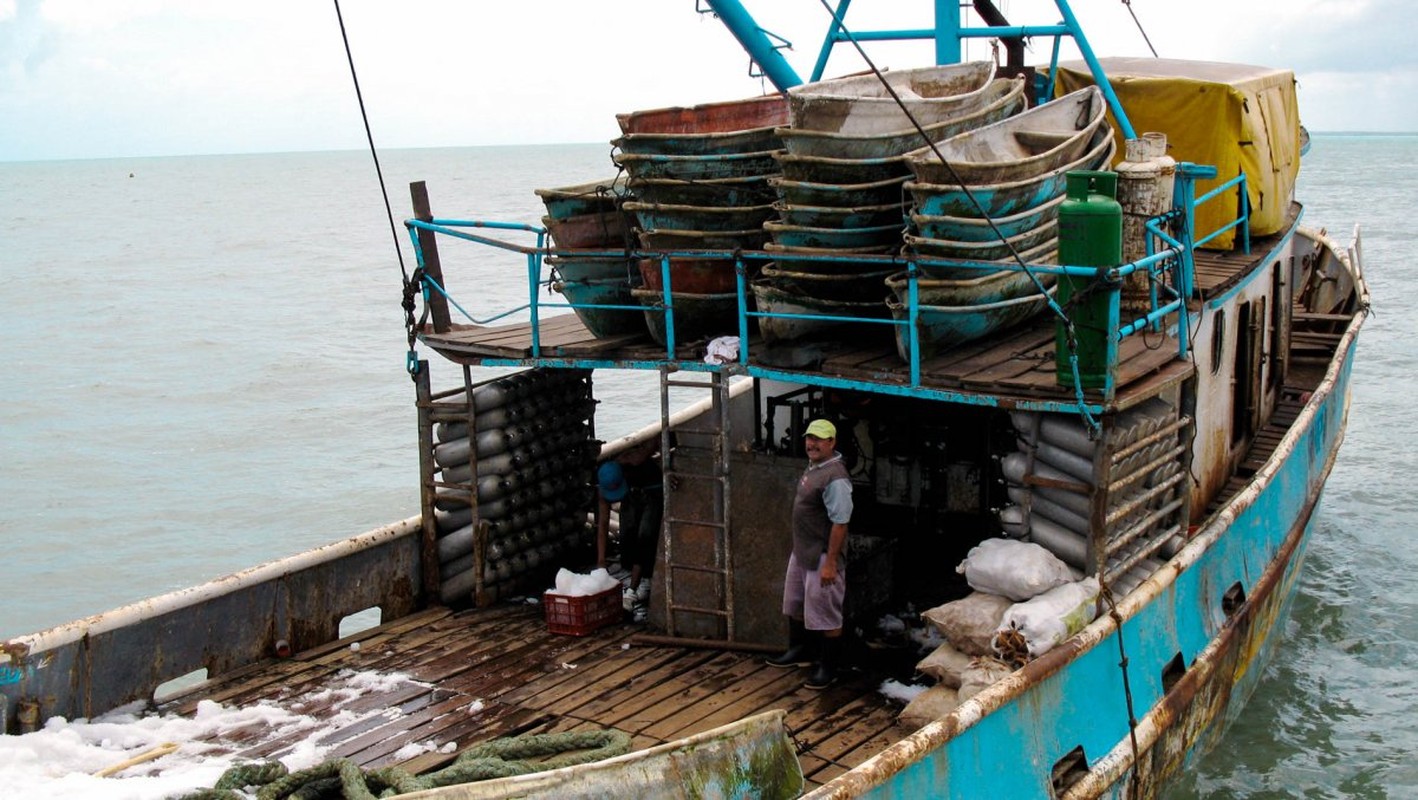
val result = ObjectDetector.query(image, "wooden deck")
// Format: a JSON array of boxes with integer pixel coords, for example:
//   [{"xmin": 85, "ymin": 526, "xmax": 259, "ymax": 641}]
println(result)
[
  {"xmin": 417, "ymin": 213, "xmax": 1293, "ymax": 411},
  {"xmin": 160, "ymin": 602, "xmax": 910, "ymax": 791}
]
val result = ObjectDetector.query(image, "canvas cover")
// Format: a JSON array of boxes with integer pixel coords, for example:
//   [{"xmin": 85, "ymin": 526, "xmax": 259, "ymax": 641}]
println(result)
[{"xmin": 1054, "ymin": 57, "xmax": 1301, "ymax": 250}]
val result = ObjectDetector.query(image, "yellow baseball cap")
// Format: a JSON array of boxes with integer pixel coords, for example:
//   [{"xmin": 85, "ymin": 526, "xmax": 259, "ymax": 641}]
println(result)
[{"xmin": 803, "ymin": 419, "xmax": 836, "ymax": 439}]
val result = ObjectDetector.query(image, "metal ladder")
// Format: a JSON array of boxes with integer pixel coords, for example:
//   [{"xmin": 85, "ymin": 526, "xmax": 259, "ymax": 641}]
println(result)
[{"xmin": 658, "ymin": 366, "xmax": 736, "ymax": 641}]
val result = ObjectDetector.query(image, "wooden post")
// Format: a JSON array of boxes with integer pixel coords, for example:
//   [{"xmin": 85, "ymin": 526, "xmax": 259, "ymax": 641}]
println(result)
[
  {"xmin": 415, "ymin": 361, "xmax": 441, "ymax": 602},
  {"xmin": 410, "ymin": 181, "xmax": 452, "ymax": 333}
]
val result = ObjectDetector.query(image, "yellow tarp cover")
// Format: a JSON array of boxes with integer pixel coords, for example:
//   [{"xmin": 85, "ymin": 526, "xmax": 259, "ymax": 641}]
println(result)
[{"xmin": 1054, "ymin": 57, "xmax": 1300, "ymax": 250}]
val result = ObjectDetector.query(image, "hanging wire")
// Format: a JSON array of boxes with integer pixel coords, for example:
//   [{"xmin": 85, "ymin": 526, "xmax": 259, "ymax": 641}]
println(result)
[
  {"xmin": 811, "ymin": 0, "xmax": 1100, "ymax": 435},
  {"xmin": 1121, "ymin": 0, "xmax": 1159, "ymax": 57},
  {"xmin": 332, "ymin": 0, "xmax": 425, "ymax": 378}
]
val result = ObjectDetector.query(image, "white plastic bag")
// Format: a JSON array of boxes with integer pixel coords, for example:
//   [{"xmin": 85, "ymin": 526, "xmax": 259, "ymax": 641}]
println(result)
[
  {"xmin": 955, "ymin": 538, "xmax": 1074, "ymax": 601},
  {"xmin": 993, "ymin": 577, "xmax": 1100, "ymax": 658}
]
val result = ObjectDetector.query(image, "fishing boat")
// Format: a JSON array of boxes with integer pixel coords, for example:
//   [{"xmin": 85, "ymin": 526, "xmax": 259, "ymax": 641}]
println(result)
[{"xmin": 0, "ymin": 2, "xmax": 1369, "ymax": 799}]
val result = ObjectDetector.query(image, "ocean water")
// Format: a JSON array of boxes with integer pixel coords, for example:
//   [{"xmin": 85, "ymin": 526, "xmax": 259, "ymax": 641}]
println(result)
[{"xmin": 1, "ymin": 135, "xmax": 1415, "ymax": 797}]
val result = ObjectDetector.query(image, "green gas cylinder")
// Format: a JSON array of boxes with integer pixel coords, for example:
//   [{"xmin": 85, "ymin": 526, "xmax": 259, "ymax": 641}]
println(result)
[{"xmin": 1055, "ymin": 170, "xmax": 1122, "ymax": 389}]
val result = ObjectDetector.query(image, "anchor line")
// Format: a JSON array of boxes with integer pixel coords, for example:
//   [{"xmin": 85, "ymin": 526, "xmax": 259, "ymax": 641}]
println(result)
[
  {"xmin": 332, "ymin": 0, "xmax": 423, "ymax": 378},
  {"xmin": 1120, "ymin": 0, "xmax": 1159, "ymax": 58},
  {"xmin": 811, "ymin": 0, "xmax": 1099, "ymax": 435},
  {"xmin": 1099, "ymin": 581, "xmax": 1143, "ymax": 796}
]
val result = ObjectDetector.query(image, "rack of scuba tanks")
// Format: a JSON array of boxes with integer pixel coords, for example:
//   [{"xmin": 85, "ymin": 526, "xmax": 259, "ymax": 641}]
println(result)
[{"xmin": 416, "ymin": 365, "xmax": 600, "ymax": 607}]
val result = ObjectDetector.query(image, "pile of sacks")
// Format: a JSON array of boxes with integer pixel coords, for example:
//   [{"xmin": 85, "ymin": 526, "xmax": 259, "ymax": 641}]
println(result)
[{"xmin": 898, "ymin": 538, "xmax": 1099, "ymax": 729}]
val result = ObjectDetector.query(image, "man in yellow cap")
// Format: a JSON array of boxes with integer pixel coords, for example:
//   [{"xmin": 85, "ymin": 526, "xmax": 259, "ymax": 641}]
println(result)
[{"xmin": 766, "ymin": 418, "xmax": 852, "ymax": 689}]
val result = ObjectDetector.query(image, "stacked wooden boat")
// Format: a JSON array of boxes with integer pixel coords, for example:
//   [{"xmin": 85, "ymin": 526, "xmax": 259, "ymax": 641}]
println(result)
[
  {"xmin": 536, "ymin": 176, "xmax": 647, "ymax": 338},
  {"xmin": 612, "ymin": 95, "xmax": 788, "ymax": 345},
  {"xmin": 889, "ymin": 85, "xmax": 1115, "ymax": 359},
  {"xmin": 756, "ymin": 63, "xmax": 1027, "ymax": 343}
]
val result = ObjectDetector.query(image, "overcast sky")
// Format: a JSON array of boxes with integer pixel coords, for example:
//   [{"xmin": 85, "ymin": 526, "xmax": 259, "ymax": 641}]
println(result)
[{"xmin": 1, "ymin": 0, "xmax": 1412, "ymax": 162}]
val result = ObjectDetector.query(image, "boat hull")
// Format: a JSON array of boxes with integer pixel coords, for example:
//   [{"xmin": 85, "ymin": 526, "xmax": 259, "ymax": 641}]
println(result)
[{"xmin": 809, "ymin": 232, "xmax": 1365, "ymax": 799}]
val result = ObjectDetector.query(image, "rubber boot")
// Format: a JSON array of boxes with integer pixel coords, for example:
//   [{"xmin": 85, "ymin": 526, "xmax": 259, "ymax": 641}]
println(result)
[
  {"xmin": 805, "ymin": 634, "xmax": 840, "ymax": 689},
  {"xmin": 765, "ymin": 618, "xmax": 814, "ymax": 668}
]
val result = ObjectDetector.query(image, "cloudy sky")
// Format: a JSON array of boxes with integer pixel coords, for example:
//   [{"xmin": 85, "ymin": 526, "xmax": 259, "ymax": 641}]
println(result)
[{"xmin": 1, "ymin": 0, "xmax": 1411, "ymax": 162}]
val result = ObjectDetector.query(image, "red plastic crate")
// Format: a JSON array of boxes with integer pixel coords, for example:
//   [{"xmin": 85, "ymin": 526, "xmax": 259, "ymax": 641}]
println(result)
[{"xmin": 544, "ymin": 585, "xmax": 622, "ymax": 636}]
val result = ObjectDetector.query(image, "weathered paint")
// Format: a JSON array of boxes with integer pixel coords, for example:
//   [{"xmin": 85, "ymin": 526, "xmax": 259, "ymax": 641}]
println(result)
[
  {"xmin": 802, "ymin": 228, "xmax": 1364, "ymax": 799},
  {"xmin": 0, "ymin": 517, "xmax": 423, "ymax": 730},
  {"xmin": 405, "ymin": 710, "xmax": 802, "ymax": 800}
]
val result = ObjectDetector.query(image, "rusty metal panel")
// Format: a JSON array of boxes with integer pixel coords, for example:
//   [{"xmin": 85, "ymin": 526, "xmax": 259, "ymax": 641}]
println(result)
[{"xmin": 1, "ymin": 519, "xmax": 423, "ymax": 731}]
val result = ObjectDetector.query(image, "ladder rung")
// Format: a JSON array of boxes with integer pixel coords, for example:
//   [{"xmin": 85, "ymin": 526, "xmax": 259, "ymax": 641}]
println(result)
[
  {"xmin": 666, "ymin": 518, "xmax": 727, "ymax": 530},
  {"xmin": 669, "ymin": 562, "xmax": 728, "ymax": 575},
  {"xmin": 662, "ymin": 378, "xmax": 720, "ymax": 389},
  {"xmin": 668, "ymin": 604, "xmax": 730, "ymax": 618},
  {"xmin": 666, "ymin": 470, "xmax": 726, "ymax": 482},
  {"xmin": 669, "ymin": 427, "xmax": 722, "ymax": 438}
]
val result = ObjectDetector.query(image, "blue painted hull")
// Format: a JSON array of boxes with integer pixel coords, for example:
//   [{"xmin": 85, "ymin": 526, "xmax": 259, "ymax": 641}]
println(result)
[{"xmin": 821, "ymin": 325, "xmax": 1359, "ymax": 798}]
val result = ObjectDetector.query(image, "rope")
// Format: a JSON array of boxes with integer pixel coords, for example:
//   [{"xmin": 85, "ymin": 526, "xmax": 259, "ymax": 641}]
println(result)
[
  {"xmin": 176, "ymin": 729, "xmax": 632, "ymax": 799},
  {"xmin": 1097, "ymin": 581, "xmax": 1142, "ymax": 795},
  {"xmin": 1120, "ymin": 0, "xmax": 1159, "ymax": 58},
  {"xmin": 332, "ymin": 0, "xmax": 424, "ymax": 381},
  {"xmin": 809, "ymin": 0, "xmax": 1101, "ymax": 435}
]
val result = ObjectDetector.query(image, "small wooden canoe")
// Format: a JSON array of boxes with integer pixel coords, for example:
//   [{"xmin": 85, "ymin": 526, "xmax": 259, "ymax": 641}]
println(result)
[
  {"xmin": 542, "ymin": 212, "xmax": 630, "ymax": 249},
  {"xmin": 764, "ymin": 219, "xmax": 904, "ymax": 249},
  {"xmin": 903, "ymin": 237, "xmax": 1058, "ymax": 280},
  {"xmin": 636, "ymin": 257, "xmax": 740, "ymax": 294},
  {"xmin": 771, "ymin": 199, "xmax": 906, "ymax": 229},
  {"xmin": 638, "ymin": 227, "xmax": 770, "ymax": 251},
  {"xmin": 886, "ymin": 266, "xmax": 1056, "ymax": 307},
  {"xmin": 551, "ymin": 277, "xmax": 646, "ymax": 339},
  {"xmin": 905, "ymin": 127, "xmax": 1117, "ymax": 219},
  {"xmin": 615, "ymin": 126, "xmax": 781, "ymax": 156},
  {"xmin": 614, "ymin": 148, "xmax": 782, "ymax": 181},
  {"xmin": 759, "ymin": 263, "xmax": 895, "ymax": 302},
  {"xmin": 909, "ymin": 193, "xmax": 1066, "ymax": 243},
  {"xmin": 630, "ymin": 174, "xmax": 776, "ymax": 208},
  {"xmin": 902, "ymin": 220, "xmax": 1058, "ymax": 262},
  {"xmin": 546, "ymin": 255, "xmax": 635, "ymax": 284},
  {"xmin": 768, "ymin": 173, "xmax": 909, "ymax": 207},
  {"xmin": 631, "ymin": 287, "xmax": 744, "ymax": 346},
  {"xmin": 764, "ymin": 242, "xmax": 898, "ymax": 274},
  {"xmin": 623, "ymin": 201, "xmax": 776, "ymax": 232},
  {"xmin": 752, "ymin": 278, "xmax": 892, "ymax": 344},
  {"xmin": 906, "ymin": 86, "xmax": 1108, "ymax": 185},
  {"xmin": 889, "ymin": 284, "xmax": 1057, "ymax": 359},
  {"xmin": 616, "ymin": 94, "xmax": 789, "ymax": 134},
  {"xmin": 788, "ymin": 62, "xmax": 996, "ymax": 134},
  {"xmin": 535, "ymin": 176, "xmax": 631, "ymax": 220},
  {"xmin": 777, "ymin": 77, "xmax": 1025, "ymax": 160},
  {"xmin": 774, "ymin": 151, "xmax": 908, "ymax": 185}
]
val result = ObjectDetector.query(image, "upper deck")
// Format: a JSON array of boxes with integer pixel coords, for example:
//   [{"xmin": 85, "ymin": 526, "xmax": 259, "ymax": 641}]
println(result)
[{"xmin": 417, "ymin": 205, "xmax": 1296, "ymax": 414}]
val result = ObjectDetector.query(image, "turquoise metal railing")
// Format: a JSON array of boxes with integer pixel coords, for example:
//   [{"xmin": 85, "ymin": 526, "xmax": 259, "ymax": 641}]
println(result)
[{"xmin": 402, "ymin": 160, "xmax": 1250, "ymax": 408}]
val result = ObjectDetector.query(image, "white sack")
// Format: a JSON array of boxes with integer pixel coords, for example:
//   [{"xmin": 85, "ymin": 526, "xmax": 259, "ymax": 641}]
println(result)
[
  {"xmin": 993, "ymin": 577, "xmax": 1100, "ymax": 658},
  {"xmin": 916, "ymin": 642, "xmax": 972, "ymax": 689},
  {"xmin": 898, "ymin": 685, "xmax": 961, "ymax": 730},
  {"xmin": 921, "ymin": 592, "xmax": 1012, "ymax": 656},
  {"xmin": 955, "ymin": 537, "xmax": 1074, "ymax": 601}
]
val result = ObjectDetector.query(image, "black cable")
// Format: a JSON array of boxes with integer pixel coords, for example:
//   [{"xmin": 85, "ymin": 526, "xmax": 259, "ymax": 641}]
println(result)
[{"xmin": 332, "ymin": 1, "xmax": 409, "ymax": 285}]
